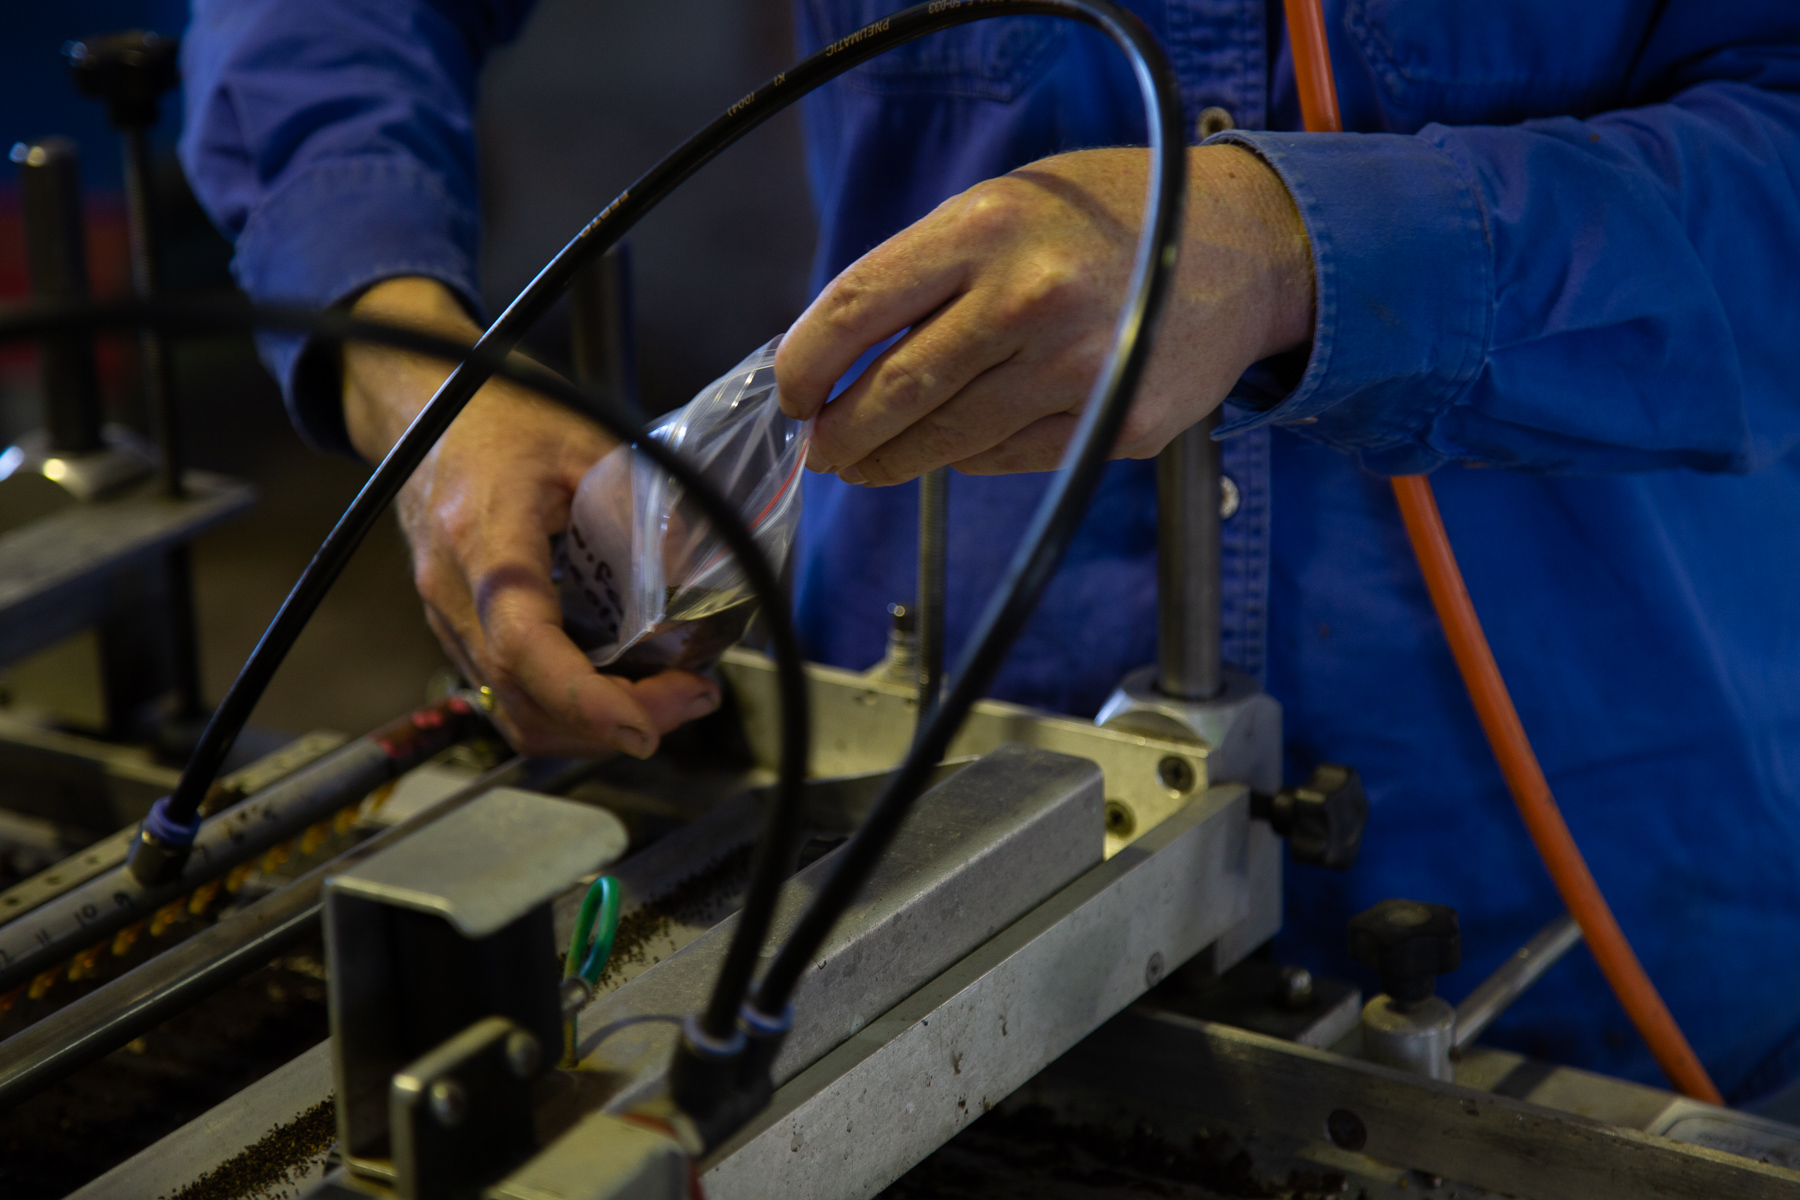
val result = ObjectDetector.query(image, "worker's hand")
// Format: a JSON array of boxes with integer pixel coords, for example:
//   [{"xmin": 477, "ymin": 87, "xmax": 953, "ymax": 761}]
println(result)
[
  {"xmin": 342, "ymin": 276, "xmax": 720, "ymax": 758},
  {"xmin": 774, "ymin": 145, "xmax": 1314, "ymax": 483}
]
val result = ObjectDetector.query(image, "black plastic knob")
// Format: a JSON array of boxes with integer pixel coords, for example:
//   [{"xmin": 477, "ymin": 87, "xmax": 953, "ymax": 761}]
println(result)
[
  {"xmin": 1348, "ymin": 899, "xmax": 1460, "ymax": 1008},
  {"xmin": 1258, "ymin": 764, "xmax": 1368, "ymax": 870},
  {"xmin": 66, "ymin": 31, "xmax": 179, "ymax": 131}
]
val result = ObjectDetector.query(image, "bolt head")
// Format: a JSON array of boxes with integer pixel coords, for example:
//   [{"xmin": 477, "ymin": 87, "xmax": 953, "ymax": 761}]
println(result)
[
  {"xmin": 428, "ymin": 1078, "xmax": 467, "ymax": 1127},
  {"xmin": 1157, "ymin": 756, "xmax": 1196, "ymax": 795},
  {"xmin": 1145, "ymin": 951, "xmax": 1167, "ymax": 988},
  {"xmin": 1276, "ymin": 965, "xmax": 1315, "ymax": 1010},
  {"xmin": 1326, "ymin": 1108, "xmax": 1367, "ymax": 1151},
  {"xmin": 506, "ymin": 1030, "xmax": 542, "ymax": 1079},
  {"xmin": 1104, "ymin": 800, "xmax": 1137, "ymax": 838}
]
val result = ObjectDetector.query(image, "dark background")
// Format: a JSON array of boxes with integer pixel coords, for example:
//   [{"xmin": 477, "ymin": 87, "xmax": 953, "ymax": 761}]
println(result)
[{"xmin": 0, "ymin": 0, "xmax": 819, "ymax": 739}]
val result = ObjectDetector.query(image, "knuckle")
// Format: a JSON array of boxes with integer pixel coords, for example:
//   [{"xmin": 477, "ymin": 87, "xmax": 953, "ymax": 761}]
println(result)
[
  {"xmin": 957, "ymin": 179, "xmax": 1030, "ymax": 237},
  {"xmin": 872, "ymin": 356, "xmax": 932, "ymax": 413},
  {"xmin": 854, "ymin": 453, "xmax": 900, "ymax": 487},
  {"xmin": 822, "ymin": 274, "xmax": 875, "ymax": 338},
  {"xmin": 436, "ymin": 503, "xmax": 480, "ymax": 549},
  {"xmin": 413, "ymin": 556, "xmax": 453, "ymax": 603},
  {"xmin": 994, "ymin": 256, "xmax": 1088, "ymax": 329}
]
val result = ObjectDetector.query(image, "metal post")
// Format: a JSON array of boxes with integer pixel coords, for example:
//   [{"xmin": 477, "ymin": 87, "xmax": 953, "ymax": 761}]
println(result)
[
  {"xmin": 121, "ymin": 125, "xmax": 205, "ymax": 725},
  {"xmin": 120, "ymin": 125, "xmax": 181, "ymax": 500},
  {"xmin": 1155, "ymin": 410, "xmax": 1223, "ymax": 701},
  {"xmin": 14, "ymin": 138, "xmax": 104, "ymax": 455},
  {"xmin": 916, "ymin": 467, "xmax": 947, "ymax": 723},
  {"xmin": 70, "ymin": 31, "xmax": 206, "ymax": 728}
]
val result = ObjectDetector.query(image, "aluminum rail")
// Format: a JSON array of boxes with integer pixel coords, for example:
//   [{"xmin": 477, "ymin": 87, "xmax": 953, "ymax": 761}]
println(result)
[
  {"xmin": 0, "ymin": 758, "xmax": 529, "ymax": 1109},
  {"xmin": 0, "ymin": 697, "xmax": 486, "ymax": 997},
  {"xmin": 1056, "ymin": 1006, "xmax": 1800, "ymax": 1200}
]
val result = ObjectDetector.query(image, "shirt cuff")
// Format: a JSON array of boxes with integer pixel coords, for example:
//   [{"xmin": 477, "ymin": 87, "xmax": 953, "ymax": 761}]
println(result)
[
  {"xmin": 231, "ymin": 155, "xmax": 484, "ymax": 454},
  {"xmin": 1210, "ymin": 130, "xmax": 1494, "ymax": 476}
]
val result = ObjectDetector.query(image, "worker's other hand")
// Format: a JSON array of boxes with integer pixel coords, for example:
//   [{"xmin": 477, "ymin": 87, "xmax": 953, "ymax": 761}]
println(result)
[
  {"xmin": 775, "ymin": 145, "xmax": 1314, "ymax": 483},
  {"xmin": 342, "ymin": 277, "xmax": 720, "ymax": 758}
]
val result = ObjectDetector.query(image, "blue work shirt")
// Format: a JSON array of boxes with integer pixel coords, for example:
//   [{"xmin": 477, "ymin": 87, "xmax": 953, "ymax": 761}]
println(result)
[{"xmin": 179, "ymin": 0, "xmax": 1800, "ymax": 1100}]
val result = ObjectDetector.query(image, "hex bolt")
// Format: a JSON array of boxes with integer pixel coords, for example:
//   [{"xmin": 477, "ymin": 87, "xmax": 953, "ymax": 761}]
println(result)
[
  {"xmin": 1145, "ymin": 951, "xmax": 1166, "ymax": 988},
  {"xmin": 1326, "ymin": 1107, "xmax": 1367, "ymax": 1151},
  {"xmin": 506, "ymin": 1029, "xmax": 542, "ymax": 1080},
  {"xmin": 429, "ymin": 1078, "xmax": 468, "ymax": 1127}
]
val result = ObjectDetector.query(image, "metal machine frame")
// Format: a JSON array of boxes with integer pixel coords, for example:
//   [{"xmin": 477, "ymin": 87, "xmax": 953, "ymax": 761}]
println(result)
[{"xmin": 36, "ymin": 651, "xmax": 1800, "ymax": 1200}]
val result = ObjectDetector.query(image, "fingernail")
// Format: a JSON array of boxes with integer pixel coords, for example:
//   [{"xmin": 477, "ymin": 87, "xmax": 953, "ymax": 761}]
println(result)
[
  {"xmin": 609, "ymin": 726, "xmax": 655, "ymax": 759},
  {"xmin": 684, "ymin": 690, "xmax": 721, "ymax": 721},
  {"xmin": 839, "ymin": 464, "xmax": 866, "ymax": 485}
]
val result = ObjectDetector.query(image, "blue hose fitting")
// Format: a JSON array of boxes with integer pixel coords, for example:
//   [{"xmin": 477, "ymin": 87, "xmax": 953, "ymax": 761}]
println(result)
[{"xmin": 125, "ymin": 795, "xmax": 203, "ymax": 885}]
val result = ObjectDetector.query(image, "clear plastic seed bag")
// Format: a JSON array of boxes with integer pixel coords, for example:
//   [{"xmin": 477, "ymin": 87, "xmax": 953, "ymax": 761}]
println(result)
[{"xmin": 555, "ymin": 337, "xmax": 809, "ymax": 678}]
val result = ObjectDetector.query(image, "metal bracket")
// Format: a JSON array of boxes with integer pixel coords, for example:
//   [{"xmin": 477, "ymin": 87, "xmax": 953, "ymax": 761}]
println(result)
[
  {"xmin": 391, "ymin": 1016, "xmax": 541, "ymax": 1200},
  {"xmin": 1095, "ymin": 664, "xmax": 1282, "ymax": 796},
  {"xmin": 326, "ymin": 788, "xmax": 627, "ymax": 1177}
]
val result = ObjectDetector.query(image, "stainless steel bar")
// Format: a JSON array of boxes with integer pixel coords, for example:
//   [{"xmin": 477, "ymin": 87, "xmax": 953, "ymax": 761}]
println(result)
[
  {"xmin": 67, "ymin": 772, "xmax": 767, "ymax": 1199},
  {"xmin": 70, "ymin": 752, "xmax": 1090, "ymax": 1194},
  {"xmin": 1454, "ymin": 912, "xmax": 1582, "ymax": 1051},
  {"xmin": 578, "ymin": 745, "xmax": 1104, "ymax": 1110},
  {"xmin": 0, "ymin": 865, "xmax": 319, "ymax": 1110},
  {"xmin": 1049, "ymin": 1006, "xmax": 1800, "ymax": 1200},
  {"xmin": 0, "ymin": 758, "xmax": 527, "ymax": 1110},
  {"xmin": 698, "ymin": 782, "xmax": 1270, "ymax": 1200},
  {"xmin": 0, "ymin": 729, "xmax": 346, "ymax": 921},
  {"xmin": 916, "ymin": 467, "xmax": 947, "ymax": 720},
  {"xmin": 1155, "ymin": 410, "xmax": 1222, "ymax": 701},
  {"xmin": 0, "ymin": 698, "xmax": 482, "ymax": 995}
]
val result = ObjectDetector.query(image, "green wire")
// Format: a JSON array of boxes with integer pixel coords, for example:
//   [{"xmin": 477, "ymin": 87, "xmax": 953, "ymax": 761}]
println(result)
[{"xmin": 565, "ymin": 875, "xmax": 622, "ymax": 988}]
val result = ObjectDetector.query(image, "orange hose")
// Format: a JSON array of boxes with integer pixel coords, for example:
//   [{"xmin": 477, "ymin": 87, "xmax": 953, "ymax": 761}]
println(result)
[
  {"xmin": 1279, "ymin": 0, "xmax": 1722, "ymax": 1104},
  {"xmin": 1281, "ymin": 0, "xmax": 1342, "ymax": 138}
]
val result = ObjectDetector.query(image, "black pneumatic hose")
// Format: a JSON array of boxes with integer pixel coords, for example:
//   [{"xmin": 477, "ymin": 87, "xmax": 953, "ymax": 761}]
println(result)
[
  {"xmin": 7, "ymin": 296, "xmax": 812, "ymax": 1042},
  {"xmin": 88, "ymin": 0, "xmax": 1180, "ymax": 1067},
  {"xmin": 744, "ymin": 1, "xmax": 1185, "ymax": 1026}
]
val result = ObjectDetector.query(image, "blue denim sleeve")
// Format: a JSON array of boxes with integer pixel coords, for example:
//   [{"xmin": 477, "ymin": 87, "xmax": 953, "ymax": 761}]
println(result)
[
  {"xmin": 1215, "ymin": 63, "xmax": 1800, "ymax": 476},
  {"xmin": 178, "ymin": 0, "xmax": 535, "ymax": 452}
]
